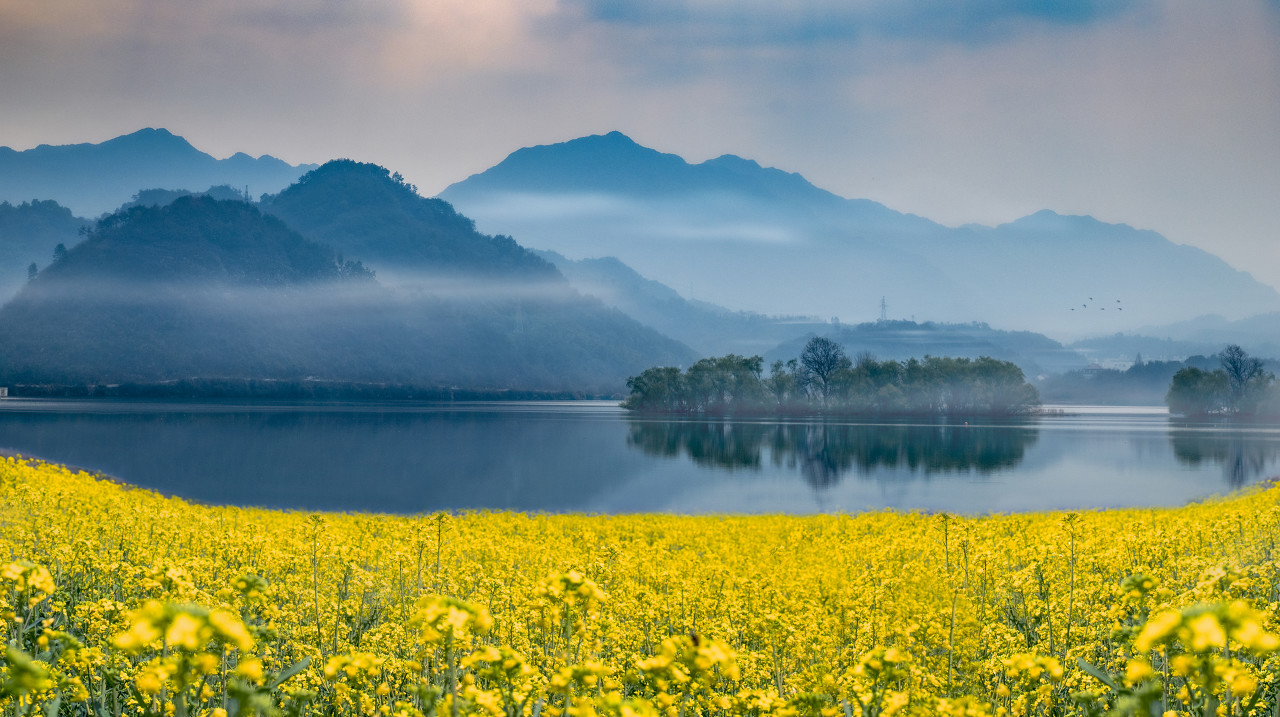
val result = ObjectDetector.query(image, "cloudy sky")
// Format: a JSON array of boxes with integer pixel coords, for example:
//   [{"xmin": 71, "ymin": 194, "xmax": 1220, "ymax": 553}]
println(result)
[{"xmin": 2, "ymin": 0, "xmax": 1278, "ymax": 287}]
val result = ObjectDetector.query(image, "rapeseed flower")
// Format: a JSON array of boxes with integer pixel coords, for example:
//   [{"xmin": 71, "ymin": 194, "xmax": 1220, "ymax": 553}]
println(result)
[{"xmin": 5, "ymin": 456, "xmax": 1280, "ymax": 716}]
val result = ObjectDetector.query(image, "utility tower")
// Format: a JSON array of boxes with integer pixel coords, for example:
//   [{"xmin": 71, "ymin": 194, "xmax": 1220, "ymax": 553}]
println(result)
[{"xmin": 879, "ymin": 296, "xmax": 888, "ymax": 322}]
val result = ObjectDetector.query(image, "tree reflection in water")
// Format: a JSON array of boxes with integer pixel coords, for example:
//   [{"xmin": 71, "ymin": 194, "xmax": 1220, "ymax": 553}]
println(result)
[
  {"xmin": 1169, "ymin": 426, "xmax": 1280, "ymax": 488},
  {"xmin": 626, "ymin": 418, "xmax": 1040, "ymax": 489}
]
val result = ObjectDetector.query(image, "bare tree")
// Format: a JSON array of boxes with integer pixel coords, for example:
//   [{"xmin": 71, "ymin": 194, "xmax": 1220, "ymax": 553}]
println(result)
[
  {"xmin": 800, "ymin": 336, "xmax": 850, "ymax": 406},
  {"xmin": 1219, "ymin": 344, "xmax": 1270, "ymax": 413}
]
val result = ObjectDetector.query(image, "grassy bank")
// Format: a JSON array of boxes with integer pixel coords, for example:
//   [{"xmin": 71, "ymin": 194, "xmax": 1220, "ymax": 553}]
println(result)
[{"xmin": 2, "ymin": 457, "xmax": 1279, "ymax": 716}]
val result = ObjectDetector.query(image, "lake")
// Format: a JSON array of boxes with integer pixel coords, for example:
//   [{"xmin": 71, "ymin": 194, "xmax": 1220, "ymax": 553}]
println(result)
[{"xmin": 1, "ymin": 399, "xmax": 1277, "ymax": 515}]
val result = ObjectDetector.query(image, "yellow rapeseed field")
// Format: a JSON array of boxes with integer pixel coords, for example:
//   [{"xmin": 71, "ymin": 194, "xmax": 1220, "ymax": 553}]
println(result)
[{"xmin": 3, "ymin": 456, "xmax": 1280, "ymax": 717}]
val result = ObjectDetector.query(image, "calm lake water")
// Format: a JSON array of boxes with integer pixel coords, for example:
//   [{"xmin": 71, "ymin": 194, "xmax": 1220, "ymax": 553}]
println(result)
[{"xmin": 1, "ymin": 399, "xmax": 1278, "ymax": 515}]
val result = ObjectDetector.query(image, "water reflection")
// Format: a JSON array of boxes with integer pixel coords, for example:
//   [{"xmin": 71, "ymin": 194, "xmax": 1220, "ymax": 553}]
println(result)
[
  {"xmin": 1169, "ymin": 426, "xmax": 1280, "ymax": 488},
  {"xmin": 627, "ymin": 419, "xmax": 1041, "ymax": 488},
  {"xmin": 0, "ymin": 401, "xmax": 642, "ymax": 513},
  {"xmin": 3, "ymin": 400, "xmax": 1279, "ymax": 514}
]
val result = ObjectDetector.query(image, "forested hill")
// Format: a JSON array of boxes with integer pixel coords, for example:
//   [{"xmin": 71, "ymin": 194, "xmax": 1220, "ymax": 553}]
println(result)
[
  {"xmin": 0, "ymin": 199, "xmax": 88, "ymax": 299},
  {"xmin": 29, "ymin": 195, "xmax": 366, "ymax": 286},
  {"xmin": 0, "ymin": 197, "xmax": 372, "ymax": 385},
  {"xmin": 0, "ymin": 194, "xmax": 693, "ymax": 391},
  {"xmin": 262, "ymin": 160, "xmax": 558, "ymax": 280}
]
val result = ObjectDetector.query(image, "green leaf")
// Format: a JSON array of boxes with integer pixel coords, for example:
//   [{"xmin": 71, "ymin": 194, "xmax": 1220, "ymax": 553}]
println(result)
[
  {"xmin": 266, "ymin": 657, "xmax": 311, "ymax": 691},
  {"xmin": 1076, "ymin": 658, "xmax": 1120, "ymax": 691}
]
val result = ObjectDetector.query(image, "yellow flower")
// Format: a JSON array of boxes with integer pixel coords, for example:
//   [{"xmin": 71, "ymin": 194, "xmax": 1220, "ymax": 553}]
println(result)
[
  {"xmin": 1186, "ymin": 613, "xmax": 1226, "ymax": 651},
  {"xmin": 135, "ymin": 663, "xmax": 172, "ymax": 695},
  {"xmin": 235, "ymin": 657, "xmax": 265, "ymax": 683},
  {"xmin": 1135, "ymin": 610, "xmax": 1181, "ymax": 652},
  {"xmin": 193, "ymin": 652, "xmax": 220, "ymax": 676},
  {"xmin": 1170, "ymin": 655, "xmax": 1196, "ymax": 677},
  {"xmin": 1225, "ymin": 669, "xmax": 1257, "ymax": 697},
  {"xmin": 1124, "ymin": 659, "xmax": 1152, "ymax": 685},
  {"xmin": 165, "ymin": 612, "xmax": 205, "ymax": 651},
  {"xmin": 0, "ymin": 647, "xmax": 54, "ymax": 695},
  {"xmin": 208, "ymin": 609, "xmax": 255, "ymax": 652}
]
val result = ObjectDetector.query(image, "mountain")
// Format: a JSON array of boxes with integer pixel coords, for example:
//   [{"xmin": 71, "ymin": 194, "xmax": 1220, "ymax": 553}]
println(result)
[
  {"xmin": 1124, "ymin": 313, "xmax": 1280, "ymax": 359},
  {"xmin": 0, "ymin": 128, "xmax": 316, "ymax": 216},
  {"xmin": 261, "ymin": 160, "xmax": 557, "ymax": 280},
  {"xmin": 34, "ymin": 195, "xmax": 356, "ymax": 285},
  {"xmin": 0, "ymin": 199, "xmax": 88, "ymax": 300},
  {"xmin": 1066, "ymin": 334, "xmax": 1222, "ymax": 366},
  {"xmin": 764, "ymin": 320, "xmax": 1089, "ymax": 378},
  {"xmin": 0, "ymin": 192, "xmax": 693, "ymax": 391},
  {"xmin": 0, "ymin": 196, "xmax": 374, "ymax": 384},
  {"xmin": 538, "ymin": 249, "xmax": 1089, "ymax": 374},
  {"xmin": 537, "ymin": 249, "xmax": 830, "ymax": 357},
  {"xmin": 1053, "ymin": 313, "xmax": 1280, "ymax": 369},
  {"xmin": 440, "ymin": 133, "xmax": 1280, "ymax": 336}
]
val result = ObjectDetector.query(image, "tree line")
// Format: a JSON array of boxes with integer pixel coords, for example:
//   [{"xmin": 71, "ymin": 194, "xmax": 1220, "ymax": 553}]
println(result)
[
  {"xmin": 623, "ymin": 336, "xmax": 1041, "ymax": 416},
  {"xmin": 1166, "ymin": 344, "xmax": 1277, "ymax": 417}
]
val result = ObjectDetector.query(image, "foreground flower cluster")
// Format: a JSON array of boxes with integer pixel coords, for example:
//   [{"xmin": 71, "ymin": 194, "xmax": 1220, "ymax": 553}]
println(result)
[{"xmin": 3, "ymin": 457, "xmax": 1280, "ymax": 717}]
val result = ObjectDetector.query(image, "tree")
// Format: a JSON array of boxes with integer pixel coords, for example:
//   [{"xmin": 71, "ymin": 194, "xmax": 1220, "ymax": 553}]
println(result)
[
  {"xmin": 1166, "ymin": 366, "xmax": 1228, "ymax": 416},
  {"xmin": 1218, "ymin": 344, "xmax": 1272, "ymax": 413},
  {"xmin": 800, "ymin": 336, "xmax": 851, "ymax": 407},
  {"xmin": 683, "ymin": 354, "xmax": 765, "ymax": 413},
  {"xmin": 26, "ymin": 262, "xmax": 37, "ymax": 280},
  {"xmin": 765, "ymin": 359, "xmax": 802, "ymax": 408},
  {"xmin": 52, "ymin": 243, "xmax": 67, "ymax": 263},
  {"xmin": 622, "ymin": 367, "xmax": 686, "ymax": 413}
]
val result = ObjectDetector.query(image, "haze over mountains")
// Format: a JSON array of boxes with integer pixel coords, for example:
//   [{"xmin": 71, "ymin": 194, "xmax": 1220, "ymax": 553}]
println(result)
[
  {"xmin": 0, "ymin": 127, "xmax": 1275, "ymax": 396},
  {"xmin": 0, "ymin": 200, "xmax": 89, "ymax": 300},
  {"xmin": 0, "ymin": 128, "xmax": 315, "ymax": 217},
  {"xmin": 441, "ymin": 132, "xmax": 1280, "ymax": 336},
  {"xmin": 0, "ymin": 164, "xmax": 693, "ymax": 392}
]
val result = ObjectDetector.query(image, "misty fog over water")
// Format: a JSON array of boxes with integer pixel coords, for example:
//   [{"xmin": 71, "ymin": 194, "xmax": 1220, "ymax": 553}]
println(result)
[{"xmin": 1, "ymin": 400, "xmax": 1276, "ymax": 515}]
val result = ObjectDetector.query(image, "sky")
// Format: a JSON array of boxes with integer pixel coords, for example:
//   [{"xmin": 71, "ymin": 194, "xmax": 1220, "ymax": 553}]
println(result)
[{"xmin": 2, "ymin": 0, "xmax": 1279, "ymax": 288}]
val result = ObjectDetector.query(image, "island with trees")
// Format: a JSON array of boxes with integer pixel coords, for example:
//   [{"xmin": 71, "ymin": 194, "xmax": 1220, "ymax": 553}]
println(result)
[
  {"xmin": 623, "ymin": 336, "xmax": 1041, "ymax": 417},
  {"xmin": 1166, "ymin": 344, "xmax": 1278, "ymax": 417}
]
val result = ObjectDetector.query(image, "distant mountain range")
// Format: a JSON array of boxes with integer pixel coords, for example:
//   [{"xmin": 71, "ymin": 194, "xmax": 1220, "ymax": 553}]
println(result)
[
  {"xmin": 765, "ymin": 320, "xmax": 1088, "ymax": 378},
  {"xmin": 1, "ymin": 127, "xmax": 1274, "ymax": 397},
  {"xmin": 1070, "ymin": 313, "xmax": 1280, "ymax": 362},
  {"xmin": 441, "ymin": 132, "xmax": 1280, "ymax": 335},
  {"xmin": 0, "ymin": 165, "xmax": 694, "ymax": 392},
  {"xmin": 0, "ymin": 128, "xmax": 315, "ymax": 216},
  {"xmin": 536, "ymin": 249, "xmax": 831, "ymax": 357}
]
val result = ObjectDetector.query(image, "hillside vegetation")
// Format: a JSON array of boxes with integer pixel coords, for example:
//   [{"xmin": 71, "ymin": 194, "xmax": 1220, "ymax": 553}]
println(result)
[
  {"xmin": 0, "ymin": 195, "xmax": 691, "ymax": 391},
  {"xmin": 262, "ymin": 161, "xmax": 558, "ymax": 280},
  {"xmin": 0, "ymin": 199, "xmax": 87, "ymax": 300}
]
